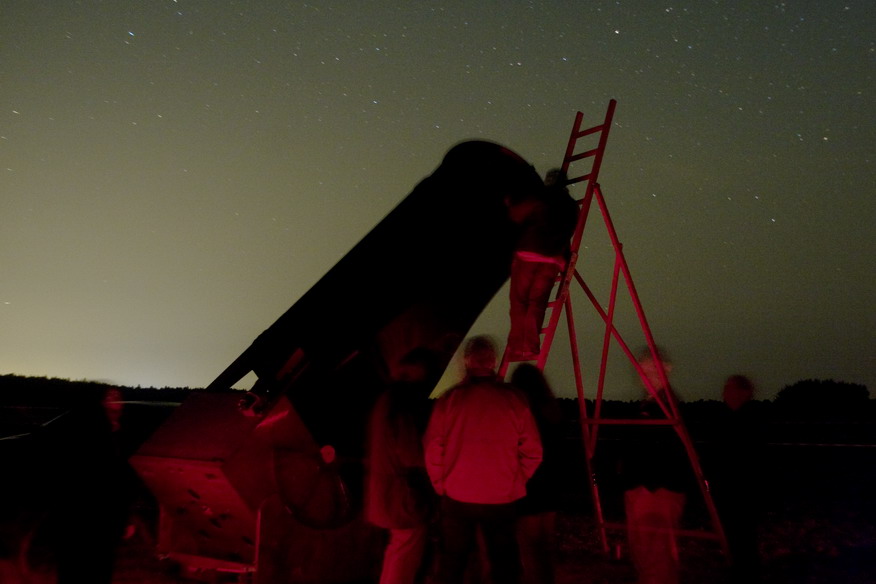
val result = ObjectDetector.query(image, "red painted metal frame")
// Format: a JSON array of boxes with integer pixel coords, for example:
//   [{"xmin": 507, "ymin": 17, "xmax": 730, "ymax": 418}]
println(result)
[
  {"xmin": 576, "ymin": 183, "xmax": 729, "ymax": 556},
  {"xmin": 512, "ymin": 101, "xmax": 729, "ymax": 558}
]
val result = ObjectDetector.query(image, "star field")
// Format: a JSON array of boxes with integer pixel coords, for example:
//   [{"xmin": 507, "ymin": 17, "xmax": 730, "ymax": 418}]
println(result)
[{"xmin": 1, "ymin": 1, "xmax": 873, "ymax": 400}]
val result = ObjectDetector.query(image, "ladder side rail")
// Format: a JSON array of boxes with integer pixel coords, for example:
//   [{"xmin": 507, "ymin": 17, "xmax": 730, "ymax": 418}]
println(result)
[
  {"xmin": 568, "ymin": 259, "xmax": 621, "ymax": 555},
  {"xmin": 565, "ymin": 289, "xmax": 601, "ymax": 457},
  {"xmin": 578, "ymin": 256, "xmax": 623, "ymax": 456},
  {"xmin": 564, "ymin": 294, "xmax": 587, "ymax": 428},
  {"xmin": 566, "ymin": 294, "xmax": 611, "ymax": 555},
  {"xmin": 560, "ymin": 111, "xmax": 585, "ymax": 175},
  {"xmin": 589, "ymin": 256, "xmax": 624, "ymax": 452},
  {"xmin": 535, "ymin": 179, "xmax": 596, "ymax": 368},
  {"xmin": 591, "ymin": 184, "xmax": 678, "ymax": 417},
  {"xmin": 579, "ymin": 413, "xmax": 610, "ymax": 554},
  {"xmin": 573, "ymin": 269, "xmax": 672, "ymax": 419},
  {"xmin": 566, "ymin": 188, "xmax": 596, "ymax": 275},
  {"xmin": 586, "ymin": 461, "xmax": 610, "ymax": 555},
  {"xmin": 670, "ymin": 405, "xmax": 731, "ymax": 557},
  {"xmin": 573, "ymin": 270, "xmax": 622, "ymax": 426}
]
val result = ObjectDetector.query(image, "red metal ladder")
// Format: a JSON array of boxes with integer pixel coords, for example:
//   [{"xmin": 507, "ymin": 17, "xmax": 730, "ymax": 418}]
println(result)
[
  {"xmin": 501, "ymin": 99, "xmax": 729, "ymax": 558},
  {"xmin": 499, "ymin": 99, "xmax": 616, "ymax": 377}
]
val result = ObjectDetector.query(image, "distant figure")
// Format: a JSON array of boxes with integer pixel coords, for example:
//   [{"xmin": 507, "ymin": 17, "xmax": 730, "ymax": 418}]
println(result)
[
  {"xmin": 47, "ymin": 386, "xmax": 137, "ymax": 584},
  {"xmin": 711, "ymin": 374, "xmax": 764, "ymax": 583},
  {"xmin": 424, "ymin": 335, "xmax": 543, "ymax": 584},
  {"xmin": 511, "ymin": 363, "xmax": 564, "ymax": 584},
  {"xmin": 506, "ymin": 169, "xmax": 579, "ymax": 361},
  {"xmin": 365, "ymin": 348, "xmax": 441, "ymax": 584},
  {"xmin": 619, "ymin": 347, "xmax": 689, "ymax": 584},
  {"xmin": 722, "ymin": 374, "xmax": 754, "ymax": 413}
]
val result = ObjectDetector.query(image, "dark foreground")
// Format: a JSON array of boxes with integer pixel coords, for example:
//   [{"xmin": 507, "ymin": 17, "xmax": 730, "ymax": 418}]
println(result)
[
  {"xmin": 3, "ymin": 505, "xmax": 874, "ymax": 584},
  {"xmin": 2, "ymin": 384, "xmax": 875, "ymax": 583}
]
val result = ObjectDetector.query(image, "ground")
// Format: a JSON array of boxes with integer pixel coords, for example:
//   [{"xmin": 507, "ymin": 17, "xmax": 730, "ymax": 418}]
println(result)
[{"xmin": 2, "ymin": 491, "xmax": 874, "ymax": 584}]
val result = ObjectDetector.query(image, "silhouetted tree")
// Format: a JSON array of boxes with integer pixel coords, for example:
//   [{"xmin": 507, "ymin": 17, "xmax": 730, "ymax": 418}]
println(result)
[{"xmin": 773, "ymin": 379, "xmax": 869, "ymax": 421}]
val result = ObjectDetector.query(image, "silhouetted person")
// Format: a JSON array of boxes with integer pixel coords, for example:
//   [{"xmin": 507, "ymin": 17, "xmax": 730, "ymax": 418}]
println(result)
[
  {"xmin": 710, "ymin": 374, "xmax": 764, "ymax": 583},
  {"xmin": 424, "ymin": 335, "xmax": 542, "ymax": 584},
  {"xmin": 506, "ymin": 169, "xmax": 579, "ymax": 360},
  {"xmin": 46, "ymin": 386, "xmax": 136, "ymax": 584},
  {"xmin": 619, "ymin": 348, "xmax": 689, "ymax": 584},
  {"xmin": 511, "ymin": 363, "xmax": 564, "ymax": 584},
  {"xmin": 365, "ymin": 348, "xmax": 441, "ymax": 584}
]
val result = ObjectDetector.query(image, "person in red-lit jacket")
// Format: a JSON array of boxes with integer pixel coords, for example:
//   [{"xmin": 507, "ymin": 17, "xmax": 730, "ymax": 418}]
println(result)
[{"xmin": 424, "ymin": 335, "xmax": 542, "ymax": 584}]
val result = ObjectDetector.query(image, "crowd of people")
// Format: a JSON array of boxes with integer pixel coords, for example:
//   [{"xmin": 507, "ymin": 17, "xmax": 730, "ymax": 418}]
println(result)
[
  {"xmin": 363, "ymin": 166, "xmax": 765, "ymax": 583},
  {"xmin": 365, "ymin": 338, "xmax": 764, "ymax": 584}
]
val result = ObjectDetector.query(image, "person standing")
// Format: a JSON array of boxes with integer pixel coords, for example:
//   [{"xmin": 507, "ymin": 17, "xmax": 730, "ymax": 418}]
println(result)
[
  {"xmin": 365, "ymin": 348, "xmax": 440, "ymax": 584},
  {"xmin": 619, "ymin": 348, "xmax": 690, "ymax": 584},
  {"xmin": 47, "ymin": 386, "xmax": 137, "ymax": 584},
  {"xmin": 511, "ymin": 363, "xmax": 564, "ymax": 584},
  {"xmin": 424, "ymin": 336, "xmax": 542, "ymax": 584},
  {"xmin": 710, "ymin": 374, "xmax": 764, "ymax": 583},
  {"xmin": 506, "ymin": 169, "xmax": 579, "ymax": 361}
]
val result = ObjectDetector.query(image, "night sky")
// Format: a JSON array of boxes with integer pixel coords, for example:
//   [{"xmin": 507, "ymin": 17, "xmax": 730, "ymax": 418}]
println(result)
[{"xmin": 2, "ymin": 1, "xmax": 873, "ymax": 401}]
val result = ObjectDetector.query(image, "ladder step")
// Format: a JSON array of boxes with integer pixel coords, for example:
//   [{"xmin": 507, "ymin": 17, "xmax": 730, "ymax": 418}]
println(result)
[
  {"xmin": 568, "ymin": 147, "xmax": 600, "ymax": 163},
  {"xmin": 575, "ymin": 123, "xmax": 607, "ymax": 139}
]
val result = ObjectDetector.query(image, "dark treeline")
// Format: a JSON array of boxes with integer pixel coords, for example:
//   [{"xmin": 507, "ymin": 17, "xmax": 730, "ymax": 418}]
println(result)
[
  {"xmin": 0, "ymin": 373, "xmax": 213, "ymax": 407},
  {"xmin": 2, "ymin": 375, "xmax": 874, "ymax": 554},
  {"xmin": 556, "ymin": 378, "xmax": 875, "ymax": 446},
  {"xmin": 0, "ymin": 374, "xmax": 196, "ymax": 443},
  {"xmin": 0, "ymin": 375, "xmax": 876, "ymax": 442}
]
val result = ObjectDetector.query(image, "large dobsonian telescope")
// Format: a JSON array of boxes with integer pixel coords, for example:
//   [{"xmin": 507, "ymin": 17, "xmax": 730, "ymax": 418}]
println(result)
[{"xmin": 131, "ymin": 140, "xmax": 545, "ymax": 582}]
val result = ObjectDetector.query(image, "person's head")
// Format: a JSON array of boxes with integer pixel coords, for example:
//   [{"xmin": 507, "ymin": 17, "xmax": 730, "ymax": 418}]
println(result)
[
  {"xmin": 635, "ymin": 345, "xmax": 673, "ymax": 394},
  {"xmin": 394, "ymin": 347, "xmax": 440, "ymax": 384},
  {"xmin": 463, "ymin": 335, "xmax": 498, "ymax": 376},
  {"xmin": 544, "ymin": 168, "xmax": 568, "ymax": 188},
  {"xmin": 723, "ymin": 374, "xmax": 755, "ymax": 411},
  {"xmin": 511, "ymin": 363, "xmax": 555, "ymax": 406}
]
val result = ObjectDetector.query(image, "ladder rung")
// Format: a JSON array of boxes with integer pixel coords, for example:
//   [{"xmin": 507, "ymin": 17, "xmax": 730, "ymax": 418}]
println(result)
[
  {"xmin": 568, "ymin": 147, "xmax": 600, "ymax": 163},
  {"xmin": 568, "ymin": 174, "xmax": 591, "ymax": 185},
  {"xmin": 574, "ymin": 123, "xmax": 607, "ymax": 139}
]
